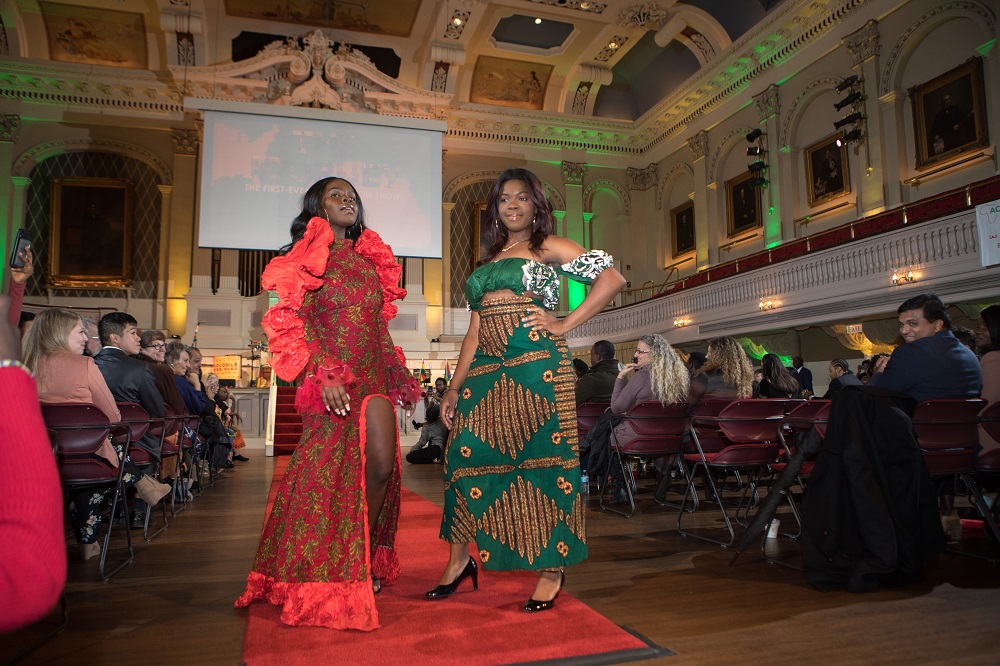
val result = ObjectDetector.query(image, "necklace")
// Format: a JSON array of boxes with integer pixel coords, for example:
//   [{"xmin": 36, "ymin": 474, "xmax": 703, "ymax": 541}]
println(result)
[{"xmin": 502, "ymin": 239, "xmax": 527, "ymax": 253}]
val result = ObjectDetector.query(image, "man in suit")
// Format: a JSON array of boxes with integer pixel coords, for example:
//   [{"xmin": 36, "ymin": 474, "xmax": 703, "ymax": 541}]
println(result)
[
  {"xmin": 868, "ymin": 293, "xmax": 981, "ymax": 402},
  {"xmin": 822, "ymin": 358, "xmax": 862, "ymax": 399},
  {"xmin": 95, "ymin": 312, "xmax": 169, "ymax": 526},
  {"xmin": 792, "ymin": 356, "xmax": 814, "ymax": 396},
  {"xmin": 575, "ymin": 340, "xmax": 619, "ymax": 406}
]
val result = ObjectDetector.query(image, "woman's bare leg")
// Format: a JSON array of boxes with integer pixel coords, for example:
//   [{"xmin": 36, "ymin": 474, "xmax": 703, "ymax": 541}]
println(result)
[
  {"xmin": 437, "ymin": 541, "xmax": 474, "ymax": 585},
  {"xmin": 530, "ymin": 570, "xmax": 563, "ymax": 602},
  {"xmin": 363, "ymin": 396, "xmax": 397, "ymax": 531}
]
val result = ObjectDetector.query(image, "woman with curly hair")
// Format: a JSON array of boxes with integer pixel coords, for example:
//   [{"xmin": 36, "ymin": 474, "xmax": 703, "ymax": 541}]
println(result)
[
  {"xmin": 236, "ymin": 177, "xmax": 417, "ymax": 630},
  {"xmin": 758, "ymin": 352, "xmax": 801, "ymax": 398},
  {"xmin": 689, "ymin": 336, "xmax": 755, "ymax": 402},
  {"xmin": 431, "ymin": 167, "xmax": 625, "ymax": 612}
]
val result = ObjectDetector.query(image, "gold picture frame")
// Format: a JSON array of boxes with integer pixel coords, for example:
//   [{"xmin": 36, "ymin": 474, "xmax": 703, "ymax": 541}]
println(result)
[
  {"xmin": 49, "ymin": 177, "xmax": 133, "ymax": 289},
  {"xmin": 670, "ymin": 201, "xmax": 695, "ymax": 257},
  {"xmin": 725, "ymin": 171, "xmax": 762, "ymax": 237},
  {"xmin": 39, "ymin": 1, "xmax": 147, "ymax": 69},
  {"xmin": 909, "ymin": 57, "xmax": 989, "ymax": 171},
  {"xmin": 804, "ymin": 133, "xmax": 851, "ymax": 207}
]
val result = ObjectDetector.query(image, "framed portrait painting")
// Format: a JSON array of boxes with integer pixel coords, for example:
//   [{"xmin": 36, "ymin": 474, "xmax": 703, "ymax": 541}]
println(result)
[
  {"xmin": 670, "ymin": 201, "xmax": 695, "ymax": 257},
  {"xmin": 909, "ymin": 57, "xmax": 989, "ymax": 170},
  {"xmin": 49, "ymin": 177, "xmax": 133, "ymax": 289},
  {"xmin": 804, "ymin": 133, "xmax": 851, "ymax": 206},
  {"xmin": 725, "ymin": 171, "xmax": 762, "ymax": 237}
]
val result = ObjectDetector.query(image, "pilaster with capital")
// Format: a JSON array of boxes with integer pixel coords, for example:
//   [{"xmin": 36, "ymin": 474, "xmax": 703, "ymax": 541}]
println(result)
[
  {"xmin": 166, "ymin": 127, "xmax": 202, "ymax": 334},
  {"xmin": 843, "ymin": 19, "xmax": 885, "ymax": 215},
  {"xmin": 0, "ymin": 115, "xmax": 21, "ymax": 270},
  {"xmin": 686, "ymin": 131, "xmax": 711, "ymax": 270},
  {"xmin": 560, "ymin": 163, "xmax": 586, "ymax": 311},
  {"xmin": 753, "ymin": 85, "xmax": 784, "ymax": 247},
  {"xmin": 441, "ymin": 201, "xmax": 455, "ymax": 308},
  {"xmin": 155, "ymin": 184, "xmax": 174, "ymax": 329}
]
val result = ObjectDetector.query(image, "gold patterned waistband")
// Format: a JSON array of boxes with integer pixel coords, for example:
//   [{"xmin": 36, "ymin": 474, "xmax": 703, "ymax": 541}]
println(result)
[{"xmin": 479, "ymin": 296, "xmax": 538, "ymax": 317}]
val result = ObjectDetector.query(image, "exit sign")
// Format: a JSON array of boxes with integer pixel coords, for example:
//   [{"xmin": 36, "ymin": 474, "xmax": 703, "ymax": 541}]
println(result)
[{"xmin": 846, "ymin": 323, "xmax": 864, "ymax": 334}]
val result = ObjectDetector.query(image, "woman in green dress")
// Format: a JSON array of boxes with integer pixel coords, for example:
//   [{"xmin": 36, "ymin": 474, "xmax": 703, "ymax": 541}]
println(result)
[{"xmin": 427, "ymin": 168, "xmax": 625, "ymax": 611}]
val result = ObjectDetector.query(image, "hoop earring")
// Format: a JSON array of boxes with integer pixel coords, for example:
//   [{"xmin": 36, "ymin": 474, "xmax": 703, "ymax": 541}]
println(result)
[{"xmin": 494, "ymin": 219, "xmax": 499, "ymax": 228}]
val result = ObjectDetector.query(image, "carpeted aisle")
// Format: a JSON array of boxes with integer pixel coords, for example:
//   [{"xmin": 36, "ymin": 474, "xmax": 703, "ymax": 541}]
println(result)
[{"xmin": 242, "ymin": 458, "xmax": 666, "ymax": 665}]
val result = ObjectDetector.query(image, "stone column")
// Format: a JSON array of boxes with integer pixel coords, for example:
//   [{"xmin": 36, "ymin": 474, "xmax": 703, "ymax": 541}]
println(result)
[
  {"xmin": 166, "ymin": 127, "xmax": 200, "ymax": 335},
  {"xmin": 626, "ymin": 163, "xmax": 658, "ymax": 279},
  {"xmin": 878, "ymin": 90, "xmax": 905, "ymax": 208},
  {"xmin": 155, "ymin": 184, "xmax": 173, "ymax": 329},
  {"xmin": 0, "ymin": 114, "xmax": 20, "ymax": 281},
  {"xmin": 843, "ymin": 19, "xmax": 886, "ymax": 215},
  {"xmin": 753, "ymin": 84, "xmax": 783, "ymax": 247},
  {"xmin": 686, "ymin": 131, "xmax": 711, "ymax": 269},
  {"xmin": 441, "ymin": 201, "xmax": 455, "ymax": 307},
  {"xmin": 561, "ymin": 161, "xmax": 586, "ymax": 310}
]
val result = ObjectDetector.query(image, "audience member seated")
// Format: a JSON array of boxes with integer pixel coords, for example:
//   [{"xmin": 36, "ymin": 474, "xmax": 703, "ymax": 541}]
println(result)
[
  {"xmin": 953, "ymin": 325, "xmax": 978, "ymax": 358},
  {"xmin": 406, "ymin": 404, "xmax": 448, "ymax": 464},
  {"xmin": 576, "ymin": 339, "xmax": 619, "ymax": 406},
  {"xmin": 167, "ymin": 346, "xmax": 233, "ymax": 471},
  {"xmin": 758, "ymin": 353, "xmax": 802, "ymax": 398},
  {"xmin": 603, "ymin": 333, "xmax": 690, "ymax": 503},
  {"xmin": 869, "ymin": 293, "xmax": 981, "ymax": 403},
  {"xmin": 94, "ymin": 312, "xmax": 171, "ymax": 526},
  {"xmin": 215, "ymin": 385, "xmax": 249, "ymax": 462},
  {"xmin": 0, "ymin": 295, "xmax": 66, "ymax": 633},
  {"xmin": 206, "ymin": 372, "xmax": 248, "ymax": 463},
  {"xmin": 82, "ymin": 318, "xmax": 102, "ymax": 357},
  {"xmin": 24, "ymin": 309, "xmax": 170, "ymax": 547},
  {"xmin": 685, "ymin": 351, "xmax": 707, "ymax": 375},
  {"xmin": 185, "ymin": 345, "xmax": 204, "ymax": 391},
  {"xmin": 792, "ymin": 355, "xmax": 813, "ymax": 396},
  {"xmin": 572, "ymin": 357, "xmax": 589, "ymax": 381},
  {"xmin": 688, "ymin": 336, "xmax": 754, "ymax": 404},
  {"xmin": 135, "ymin": 329, "xmax": 185, "ymax": 416},
  {"xmin": 976, "ymin": 305, "xmax": 1000, "ymax": 456},
  {"xmin": 823, "ymin": 358, "xmax": 863, "ymax": 400}
]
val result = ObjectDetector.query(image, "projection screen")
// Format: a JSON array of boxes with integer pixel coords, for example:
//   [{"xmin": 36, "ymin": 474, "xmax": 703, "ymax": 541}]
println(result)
[{"xmin": 190, "ymin": 99, "xmax": 445, "ymax": 258}]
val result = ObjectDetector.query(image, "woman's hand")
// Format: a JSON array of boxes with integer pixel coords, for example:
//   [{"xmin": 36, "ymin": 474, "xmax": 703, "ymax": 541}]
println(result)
[
  {"xmin": 322, "ymin": 384, "xmax": 351, "ymax": 417},
  {"xmin": 440, "ymin": 389, "xmax": 459, "ymax": 429},
  {"xmin": 617, "ymin": 363, "xmax": 639, "ymax": 379},
  {"xmin": 11, "ymin": 247, "xmax": 33, "ymax": 284},
  {"xmin": 521, "ymin": 305, "xmax": 566, "ymax": 336}
]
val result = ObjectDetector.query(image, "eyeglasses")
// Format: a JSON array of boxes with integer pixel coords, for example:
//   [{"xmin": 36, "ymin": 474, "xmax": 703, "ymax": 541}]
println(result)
[
  {"xmin": 635, "ymin": 350, "xmax": 650, "ymax": 355},
  {"xmin": 144, "ymin": 342, "xmax": 166, "ymax": 349}
]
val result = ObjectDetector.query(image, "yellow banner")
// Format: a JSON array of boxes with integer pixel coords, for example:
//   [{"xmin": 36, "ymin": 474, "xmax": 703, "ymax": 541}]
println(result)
[{"xmin": 212, "ymin": 355, "xmax": 242, "ymax": 380}]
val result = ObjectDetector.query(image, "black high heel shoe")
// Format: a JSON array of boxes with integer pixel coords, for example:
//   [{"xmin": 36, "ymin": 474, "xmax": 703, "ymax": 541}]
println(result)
[
  {"xmin": 425, "ymin": 557, "xmax": 479, "ymax": 599},
  {"xmin": 523, "ymin": 571, "xmax": 564, "ymax": 612}
]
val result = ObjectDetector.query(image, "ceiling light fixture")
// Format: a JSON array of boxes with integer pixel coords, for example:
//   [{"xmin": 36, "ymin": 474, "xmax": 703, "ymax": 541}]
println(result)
[
  {"xmin": 452, "ymin": 17, "xmax": 463, "ymax": 26},
  {"xmin": 535, "ymin": 18, "xmax": 542, "ymax": 25}
]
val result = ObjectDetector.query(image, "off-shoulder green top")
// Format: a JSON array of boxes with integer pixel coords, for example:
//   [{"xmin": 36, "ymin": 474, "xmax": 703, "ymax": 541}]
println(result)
[{"xmin": 465, "ymin": 250, "xmax": 613, "ymax": 311}]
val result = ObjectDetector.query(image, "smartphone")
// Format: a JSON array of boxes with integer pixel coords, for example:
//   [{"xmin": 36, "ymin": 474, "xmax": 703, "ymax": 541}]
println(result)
[{"xmin": 9, "ymin": 229, "xmax": 30, "ymax": 269}]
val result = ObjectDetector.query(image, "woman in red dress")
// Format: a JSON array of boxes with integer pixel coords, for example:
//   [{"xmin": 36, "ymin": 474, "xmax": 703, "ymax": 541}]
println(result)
[{"xmin": 236, "ymin": 177, "xmax": 416, "ymax": 630}]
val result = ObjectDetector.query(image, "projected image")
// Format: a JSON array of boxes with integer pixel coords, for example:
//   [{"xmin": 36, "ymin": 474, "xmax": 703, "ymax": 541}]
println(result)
[{"xmin": 198, "ymin": 109, "xmax": 443, "ymax": 258}]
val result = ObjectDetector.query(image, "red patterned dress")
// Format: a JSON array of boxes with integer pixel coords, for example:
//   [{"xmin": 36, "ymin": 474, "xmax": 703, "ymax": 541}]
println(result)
[{"xmin": 236, "ymin": 218, "xmax": 413, "ymax": 631}]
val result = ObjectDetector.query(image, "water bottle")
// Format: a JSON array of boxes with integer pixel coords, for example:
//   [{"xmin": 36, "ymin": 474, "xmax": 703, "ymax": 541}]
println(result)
[{"xmin": 580, "ymin": 473, "xmax": 590, "ymax": 504}]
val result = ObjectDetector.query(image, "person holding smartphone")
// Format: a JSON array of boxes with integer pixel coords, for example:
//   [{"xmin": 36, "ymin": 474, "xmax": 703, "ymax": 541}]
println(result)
[{"xmin": 6, "ymin": 231, "xmax": 33, "ymax": 332}]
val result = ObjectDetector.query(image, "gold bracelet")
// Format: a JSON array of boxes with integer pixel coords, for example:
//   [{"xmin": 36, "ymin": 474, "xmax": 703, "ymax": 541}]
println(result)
[{"xmin": 0, "ymin": 359, "xmax": 30, "ymax": 374}]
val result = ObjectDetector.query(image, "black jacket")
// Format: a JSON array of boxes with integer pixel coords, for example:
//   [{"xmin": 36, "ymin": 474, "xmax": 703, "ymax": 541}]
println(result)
[
  {"xmin": 801, "ymin": 386, "xmax": 945, "ymax": 592},
  {"xmin": 822, "ymin": 372, "xmax": 863, "ymax": 400},
  {"xmin": 94, "ymin": 347, "xmax": 165, "ymax": 456},
  {"xmin": 576, "ymin": 358, "xmax": 619, "ymax": 406}
]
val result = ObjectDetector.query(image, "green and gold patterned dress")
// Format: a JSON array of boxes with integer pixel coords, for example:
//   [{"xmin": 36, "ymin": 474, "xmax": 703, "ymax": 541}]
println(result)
[{"xmin": 440, "ymin": 251, "xmax": 613, "ymax": 571}]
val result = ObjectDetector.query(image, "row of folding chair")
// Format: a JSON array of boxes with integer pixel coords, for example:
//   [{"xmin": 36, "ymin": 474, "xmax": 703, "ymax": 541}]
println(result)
[{"xmin": 42, "ymin": 401, "xmax": 206, "ymax": 582}]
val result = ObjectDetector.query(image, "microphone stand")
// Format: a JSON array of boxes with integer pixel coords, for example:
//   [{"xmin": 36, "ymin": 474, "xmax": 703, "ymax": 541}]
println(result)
[{"xmin": 193, "ymin": 321, "xmax": 201, "ymax": 347}]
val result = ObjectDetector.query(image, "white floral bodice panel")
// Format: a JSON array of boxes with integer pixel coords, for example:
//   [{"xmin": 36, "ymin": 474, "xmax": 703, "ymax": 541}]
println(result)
[{"xmin": 465, "ymin": 250, "xmax": 614, "ymax": 311}]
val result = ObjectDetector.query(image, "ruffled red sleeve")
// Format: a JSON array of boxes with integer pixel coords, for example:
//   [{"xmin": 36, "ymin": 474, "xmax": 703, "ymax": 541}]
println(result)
[
  {"xmin": 261, "ymin": 218, "xmax": 335, "ymax": 382},
  {"xmin": 354, "ymin": 229, "xmax": 407, "ymax": 326}
]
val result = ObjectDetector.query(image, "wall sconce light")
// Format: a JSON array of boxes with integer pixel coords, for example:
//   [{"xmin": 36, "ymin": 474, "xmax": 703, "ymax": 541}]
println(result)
[
  {"xmin": 891, "ymin": 270, "xmax": 916, "ymax": 285},
  {"xmin": 758, "ymin": 298, "xmax": 774, "ymax": 311},
  {"xmin": 673, "ymin": 318, "xmax": 689, "ymax": 328},
  {"xmin": 746, "ymin": 128, "xmax": 764, "ymax": 142}
]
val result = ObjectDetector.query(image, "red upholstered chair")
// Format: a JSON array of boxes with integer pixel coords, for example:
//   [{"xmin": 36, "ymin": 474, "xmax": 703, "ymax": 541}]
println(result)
[
  {"xmin": 977, "ymin": 401, "xmax": 1000, "ymax": 519},
  {"xmin": 151, "ymin": 405, "xmax": 185, "ymax": 516},
  {"xmin": 117, "ymin": 402, "xmax": 168, "ymax": 541},
  {"xmin": 679, "ymin": 398, "xmax": 792, "ymax": 546},
  {"xmin": 599, "ymin": 401, "xmax": 691, "ymax": 518},
  {"xmin": 911, "ymin": 398, "xmax": 999, "ymax": 550},
  {"xmin": 42, "ymin": 403, "xmax": 133, "ymax": 582},
  {"xmin": 577, "ymin": 402, "xmax": 610, "ymax": 442},
  {"xmin": 772, "ymin": 399, "xmax": 832, "ymax": 537}
]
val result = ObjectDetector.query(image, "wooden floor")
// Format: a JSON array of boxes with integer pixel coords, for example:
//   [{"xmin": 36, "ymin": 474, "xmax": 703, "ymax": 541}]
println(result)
[{"xmin": 7, "ymin": 443, "xmax": 1000, "ymax": 665}]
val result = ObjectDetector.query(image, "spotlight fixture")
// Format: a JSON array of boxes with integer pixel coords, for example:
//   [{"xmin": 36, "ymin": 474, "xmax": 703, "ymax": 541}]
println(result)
[
  {"xmin": 891, "ymin": 270, "xmax": 916, "ymax": 285},
  {"xmin": 834, "ymin": 91, "xmax": 863, "ymax": 111},
  {"xmin": 748, "ymin": 160, "xmax": 767, "ymax": 173},
  {"xmin": 746, "ymin": 146, "xmax": 765, "ymax": 156},
  {"xmin": 835, "ymin": 75, "xmax": 861, "ymax": 92},
  {"xmin": 534, "ymin": 17, "xmax": 542, "ymax": 25},
  {"xmin": 452, "ymin": 17, "xmax": 463, "ymax": 25},
  {"xmin": 748, "ymin": 176, "xmax": 768, "ymax": 188},
  {"xmin": 746, "ymin": 128, "xmax": 764, "ymax": 142},
  {"xmin": 758, "ymin": 298, "xmax": 774, "ymax": 311},
  {"xmin": 836, "ymin": 128, "xmax": 863, "ymax": 147},
  {"xmin": 833, "ymin": 111, "xmax": 863, "ymax": 130}
]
